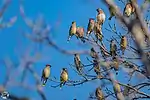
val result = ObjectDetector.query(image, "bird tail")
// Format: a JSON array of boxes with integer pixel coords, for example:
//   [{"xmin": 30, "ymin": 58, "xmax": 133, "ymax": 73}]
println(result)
[
  {"xmin": 42, "ymin": 81, "xmax": 46, "ymax": 86},
  {"xmin": 67, "ymin": 36, "xmax": 71, "ymax": 42},
  {"xmin": 42, "ymin": 79, "xmax": 47, "ymax": 86},
  {"xmin": 60, "ymin": 82, "xmax": 66, "ymax": 89}
]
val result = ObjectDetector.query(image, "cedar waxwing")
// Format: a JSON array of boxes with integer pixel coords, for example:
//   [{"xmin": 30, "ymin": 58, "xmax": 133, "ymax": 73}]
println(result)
[
  {"xmin": 90, "ymin": 48, "xmax": 98, "ymax": 59},
  {"xmin": 113, "ymin": 82, "xmax": 121, "ymax": 100},
  {"xmin": 112, "ymin": 57, "xmax": 119, "ymax": 75},
  {"xmin": 95, "ymin": 87, "xmax": 104, "ymax": 100},
  {"xmin": 93, "ymin": 59, "xmax": 102, "ymax": 78},
  {"xmin": 94, "ymin": 22, "xmax": 103, "ymax": 42},
  {"xmin": 74, "ymin": 53, "xmax": 83, "ymax": 73},
  {"xmin": 76, "ymin": 27, "xmax": 85, "ymax": 43},
  {"xmin": 60, "ymin": 68, "xmax": 68, "ymax": 88},
  {"xmin": 108, "ymin": 5, "xmax": 118, "ymax": 20},
  {"xmin": 41, "ymin": 64, "xmax": 51, "ymax": 86},
  {"xmin": 96, "ymin": 8, "xmax": 106, "ymax": 25},
  {"xmin": 120, "ymin": 36, "xmax": 127, "ymax": 55},
  {"xmin": 123, "ymin": 3, "xmax": 135, "ymax": 17},
  {"xmin": 110, "ymin": 40, "xmax": 117, "ymax": 57},
  {"xmin": 67, "ymin": 21, "xmax": 77, "ymax": 42},
  {"xmin": 86, "ymin": 18, "xmax": 95, "ymax": 37}
]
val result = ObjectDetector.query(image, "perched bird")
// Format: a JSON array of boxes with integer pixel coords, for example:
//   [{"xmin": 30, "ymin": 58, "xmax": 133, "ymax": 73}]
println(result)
[
  {"xmin": 110, "ymin": 40, "xmax": 117, "ymax": 57},
  {"xmin": 112, "ymin": 57, "xmax": 119, "ymax": 75},
  {"xmin": 41, "ymin": 64, "xmax": 51, "ymax": 86},
  {"xmin": 74, "ymin": 53, "xmax": 83, "ymax": 73},
  {"xmin": 90, "ymin": 48, "xmax": 98, "ymax": 59},
  {"xmin": 76, "ymin": 27, "xmax": 85, "ymax": 43},
  {"xmin": 67, "ymin": 21, "xmax": 77, "ymax": 42},
  {"xmin": 94, "ymin": 22, "xmax": 103, "ymax": 42},
  {"xmin": 60, "ymin": 68, "xmax": 68, "ymax": 88},
  {"xmin": 123, "ymin": 3, "xmax": 135, "ymax": 17},
  {"xmin": 108, "ymin": 5, "xmax": 118, "ymax": 20},
  {"xmin": 113, "ymin": 81, "xmax": 124, "ymax": 100},
  {"xmin": 120, "ymin": 36, "xmax": 127, "ymax": 55},
  {"xmin": 95, "ymin": 87, "xmax": 104, "ymax": 100},
  {"xmin": 86, "ymin": 18, "xmax": 95, "ymax": 37},
  {"xmin": 93, "ymin": 59, "xmax": 102, "ymax": 78},
  {"xmin": 96, "ymin": 8, "xmax": 106, "ymax": 25}
]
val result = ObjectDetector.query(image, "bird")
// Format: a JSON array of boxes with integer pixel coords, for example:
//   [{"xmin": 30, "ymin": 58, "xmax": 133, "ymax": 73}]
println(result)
[
  {"xmin": 67, "ymin": 21, "xmax": 77, "ymax": 42},
  {"xmin": 76, "ymin": 27, "xmax": 85, "ymax": 43},
  {"xmin": 95, "ymin": 87, "xmax": 104, "ymax": 100},
  {"xmin": 74, "ymin": 53, "xmax": 83, "ymax": 74},
  {"xmin": 60, "ymin": 68, "xmax": 68, "ymax": 88},
  {"xmin": 94, "ymin": 22, "xmax": 103, "ymax": 43},
  {"xmin": 93, "ymin": 59, "xmax": 102, "ymax": 78},
  {"xmin": 112, "ymin": 57, "xmax": 119, "ymax": 75},
  {"xmin": 123, "ymin": 3, "xmax": 135, "ymax": 17},
  {"xmin": 120, "ymin": 36, "xmax": 127, "ymax": 55},
  {"xmin": 86, "ymin": 18, "xmax": 95, "ymax": 37},
  {"xmin": 113, "ymin": 81, "xmax": 123, "ymax": 100},
  {"xmin": 108, "ymin": 5, "xmax": 118, "ymax": 20},
  {"xmin": 96, "ymin": 8, "xmax": 106, "ymax": 26},
  {"xmin": 90, "ymin": 48, "xmax": 98, "ymax": 59},
  {"xmin": 110, "ymin": 39, "xmax": 117, "ymax": 57},
  {"xmin": 41, "ymin": 64, "xmax": 51, "ymax": 86}
]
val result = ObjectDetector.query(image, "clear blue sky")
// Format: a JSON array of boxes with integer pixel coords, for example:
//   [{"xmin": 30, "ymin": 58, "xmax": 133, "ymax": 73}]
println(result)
[{"xmin": 0, "ymin": 0, "xmax": 146, "ymax": 100}]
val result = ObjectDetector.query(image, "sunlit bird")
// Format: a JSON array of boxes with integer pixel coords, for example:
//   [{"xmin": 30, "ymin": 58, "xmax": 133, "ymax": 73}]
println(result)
[
  {"xmin": 95, "ymin": 87, "xmax": 104, "ymax": 100},
  {"xmin": 60, "ymin": 68, "xmax": 68, "ymax": 88},
  {"xmin": 41, "ymin": 64, "xmax": 51, "ymax": 86},
  {"xmin": 108, "ymin": 5, "xmax": 118, "ymax": 20},
  {"xmin": 96, "ymin": 8, "xmax": 106, "ymax": 26},
  {"xmin": 76, "ymin": 27, "xmax": 85, "ymax": 43},
  {"xmin": 110, "ymin": 39, "xmax": 117, "ymax": 57},
  {"xmin": 123, "ymin": 3, "xmax": 135, "ymax": 17},
  {"xmin": 94, "ymin": 22, "xmax": 103, "ymax": 42},
  {"xmin": 113, "ymin": 81, "xmax": 122, "ymax": 100},
  {"xmin": 93, "ymin": 59, "xmax": 102, "ymax": 78},
  {"xmin": 86, "ymin": 18, "xmax": 95, "ymax": 37},
  {"xmin": 74, "ymin": 53, "xmax": 83, "ymax": 73},
  {"xmin": 67, "ymin": 21, "xmax": 77, "ymax": 42},
  {"xmin": 120, "ymin": 36, "xmax": 127, "ymax": 55}
]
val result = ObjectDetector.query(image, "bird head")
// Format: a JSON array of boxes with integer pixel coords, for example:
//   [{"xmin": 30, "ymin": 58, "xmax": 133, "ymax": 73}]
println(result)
[
  {"xmin": 89, "ymin": 18, "xmax": 95, "ymax": 24},
  {"xmin": 46, "ymin": 64, "xmax": 51, "ymax": 67},
  {"xmin": 62, "ymin": 68, "xmax": 67, "ymax": 72},
  {"xmin": 96, "ymin": 8, "xmax": 102, "ymax": 12},
  {"xmin": 72, "ymin": 21, "xmax": 76, "ymax": 24},
  {"xmin": 91, "ymin": 47, "xmax": 95, "ymax": 51},
  {"xmin": 122, "ymin": 35, "xmax": 126, "ymax": 40},
  {"xmin": 111, "ymin": 39, "xmax": 115, "ymax": 43},
  {"xmin": 74, "ymin": 53, "xmax": 79, "ymax": 56}
]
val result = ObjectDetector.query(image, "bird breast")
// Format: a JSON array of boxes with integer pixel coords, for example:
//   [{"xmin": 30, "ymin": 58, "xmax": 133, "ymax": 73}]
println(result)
[
  {"xmin": 44, "ymin": 68, "xmax": 50, "ymax": 77},
  {"xmin": 97, "ymin": 14, "xmax": 106, "ymax": 21},
  {"xmin": 62, "ymin": 72, "xmax": 68, "ymax": 81},
  {"xmin": 72, "ymin": 26, "xmax": 76, "ymax": 33}
]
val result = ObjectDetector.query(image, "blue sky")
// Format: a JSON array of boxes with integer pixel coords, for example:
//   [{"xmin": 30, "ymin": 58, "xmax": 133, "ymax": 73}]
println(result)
[{"xmin": 0, "ymin": 0, "xmax": 148, "ymax": 100}]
